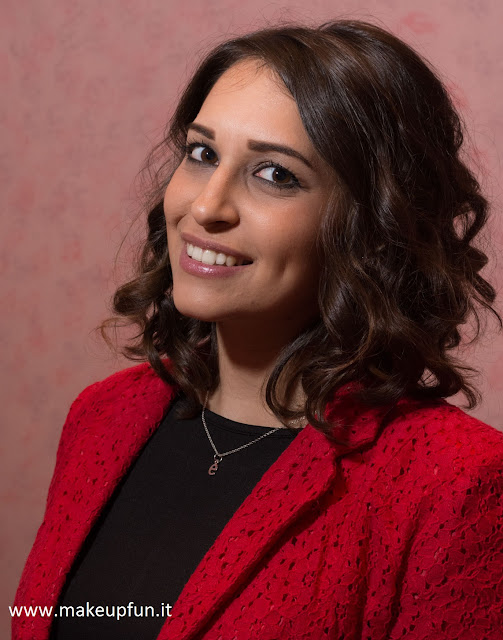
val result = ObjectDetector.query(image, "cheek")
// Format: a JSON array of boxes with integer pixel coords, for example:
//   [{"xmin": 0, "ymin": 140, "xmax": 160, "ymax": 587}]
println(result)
[
  {"xmin": 163, "ymin": 166, "xmax": 196, "ymax": 226},
  {"xmin": 281, "ymin": 217, "xmax": 323, "ymax": 286},
  {"xmin": 163, "ymin": 179, "xmax": 182, "ymax": 228},
  {"xmin": 267, "ymin": 214, "xmax": 321, "ymax": 269},
  {"xmin": 163, "ymin": 187, "xmax": 184, "ymax": 262}
]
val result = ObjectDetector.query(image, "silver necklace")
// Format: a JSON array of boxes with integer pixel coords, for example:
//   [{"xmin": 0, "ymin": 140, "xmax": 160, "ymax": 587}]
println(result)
[{"xmin": 202, "ymin": 391, "xmax": 290, "ymax": 475}]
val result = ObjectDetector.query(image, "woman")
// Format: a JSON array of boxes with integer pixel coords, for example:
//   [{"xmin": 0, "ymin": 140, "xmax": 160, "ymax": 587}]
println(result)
[{"xmin": 13, "ymin": 19, "xmax": 503, "ymax": 640}]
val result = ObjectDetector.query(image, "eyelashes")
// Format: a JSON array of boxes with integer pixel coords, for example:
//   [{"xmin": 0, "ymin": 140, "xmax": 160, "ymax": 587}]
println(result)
[
  {"xmin": 185, "ymin": 141, "xmax": 218, "ymax": 166},
  {"xmin": 183, "ymin": 141, "xmax": 302, "ymax": 191},
  {"xmin": 254, "ymin": 162, "xmax": 301, "ymax": 191}
]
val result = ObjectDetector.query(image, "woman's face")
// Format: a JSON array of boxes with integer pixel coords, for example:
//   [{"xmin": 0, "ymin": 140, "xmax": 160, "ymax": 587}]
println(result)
[{"xmin": 163, "ymin": 59, "xmax": 333, "ymax": 331}]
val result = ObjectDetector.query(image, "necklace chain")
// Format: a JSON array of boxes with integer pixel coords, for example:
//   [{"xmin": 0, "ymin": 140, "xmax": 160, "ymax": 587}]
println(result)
[{"xmin": 202, "ymin": 391, "xmax": 303, "ymax": 475}]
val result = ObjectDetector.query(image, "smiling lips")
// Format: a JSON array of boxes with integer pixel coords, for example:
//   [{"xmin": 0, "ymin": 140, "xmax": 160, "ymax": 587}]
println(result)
[
  {"xmin": 180, "ymin": 232, "xmax": 253, "ymax": 267},
  {"xmin": 179, "ymin": 235, "xmax": 253, "ymax": 279},
  {"xmin": 186, "ymin": 242, "xmax": 252, "ymax": 267}
]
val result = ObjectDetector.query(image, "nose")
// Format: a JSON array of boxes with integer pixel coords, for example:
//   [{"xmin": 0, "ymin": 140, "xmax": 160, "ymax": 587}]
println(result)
[{"xmin": 190, "ymin": 166, "xmax": 240, "ymax": 227}]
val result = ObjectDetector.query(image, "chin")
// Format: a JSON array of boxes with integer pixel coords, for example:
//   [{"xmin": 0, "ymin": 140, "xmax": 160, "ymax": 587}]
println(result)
[
  {"xmin": 176, "ymin": 308, "xmax": 222, "ymax": 323},
  {"xmin": 172, "ymin": 294, "xmax": 225, "ymax": 323}
]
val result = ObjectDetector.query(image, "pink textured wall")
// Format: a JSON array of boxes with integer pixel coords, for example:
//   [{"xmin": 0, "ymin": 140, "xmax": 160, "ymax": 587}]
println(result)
[{"xmin": 2, "ymin": 0, "xmax": 502, "ymax": 635}]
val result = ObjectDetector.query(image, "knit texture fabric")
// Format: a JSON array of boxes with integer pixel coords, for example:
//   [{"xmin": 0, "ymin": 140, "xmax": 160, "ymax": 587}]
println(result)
[{"xmin": 13, "ymin": 361, "xmax": 503, "ymax": 639}]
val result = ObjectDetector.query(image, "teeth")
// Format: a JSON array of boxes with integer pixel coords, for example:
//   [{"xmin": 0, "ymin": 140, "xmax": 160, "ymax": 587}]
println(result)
[
  {"xmin": 186, "ymin": 243, "xmax": 247, "ymax": 267},
  {"xmin": 192, "ymin": 245, "xmax": 203, "ymax": 261},
  {"xmin": 202, "ymin": 249, "xmax": 217, "ymax": 265}
]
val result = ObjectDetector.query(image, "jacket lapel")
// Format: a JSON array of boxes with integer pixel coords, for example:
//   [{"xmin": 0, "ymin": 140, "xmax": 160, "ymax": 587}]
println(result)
[
  {"xmin": 158, "ymin": 422, "xmax": 339, "ymax": 640},
  {"xmin": 157, "ymin": 381, "xmax": 394, "ymax": 640}
]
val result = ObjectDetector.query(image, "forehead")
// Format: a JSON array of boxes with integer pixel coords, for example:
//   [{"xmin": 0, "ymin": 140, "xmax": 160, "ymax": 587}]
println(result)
[
  {"xmin": 195, "ymin": 59, "xmax": 313, "ymax": 149},
  {"xmin": 206, "ymin": 59, "xmax": 291, "ymax": 99}
]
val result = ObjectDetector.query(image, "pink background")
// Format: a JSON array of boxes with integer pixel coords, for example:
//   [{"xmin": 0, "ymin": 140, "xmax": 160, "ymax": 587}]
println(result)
[{"xmin": 2, "ymin": 0, "xmax": 502, "ymax": 635}]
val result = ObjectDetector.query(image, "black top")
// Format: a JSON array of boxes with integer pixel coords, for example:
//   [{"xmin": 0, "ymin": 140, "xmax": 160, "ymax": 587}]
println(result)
[{"xmin": 50, "ymin": 393, "xmax": 300, "ymax": 640}]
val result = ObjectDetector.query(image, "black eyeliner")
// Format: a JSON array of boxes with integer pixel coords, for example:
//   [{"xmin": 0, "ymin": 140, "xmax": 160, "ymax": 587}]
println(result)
[
  {"xmin": 253, "ymin": 160, "xmax": 302, "ymax": 191},
  {"xmin": 184, "ymin": 141, "xmax": 303, "ymax": 191}
]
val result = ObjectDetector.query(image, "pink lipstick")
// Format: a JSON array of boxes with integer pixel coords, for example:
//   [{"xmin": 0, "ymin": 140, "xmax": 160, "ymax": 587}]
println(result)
[{"xmin": 179, "ymin": 243, "xmax": 253, "ymax": 279}]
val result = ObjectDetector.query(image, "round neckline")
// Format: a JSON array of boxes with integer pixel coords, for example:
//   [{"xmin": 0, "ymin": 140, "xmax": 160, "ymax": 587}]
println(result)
[{"xmin": 203, "ymin": 407, "xmax": 301, "ymax": 438}]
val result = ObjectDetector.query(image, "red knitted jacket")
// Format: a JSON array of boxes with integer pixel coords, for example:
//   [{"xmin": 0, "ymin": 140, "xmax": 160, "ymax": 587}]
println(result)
[{"xmin": 13, "ymin": 362, "xmax": 503, "ymax": 639}]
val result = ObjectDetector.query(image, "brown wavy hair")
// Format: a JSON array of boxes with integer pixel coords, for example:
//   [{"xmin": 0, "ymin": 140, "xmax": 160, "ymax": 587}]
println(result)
[{"xmin": 100, "ymin": 19, "xmax": 502, "ymax": 440}]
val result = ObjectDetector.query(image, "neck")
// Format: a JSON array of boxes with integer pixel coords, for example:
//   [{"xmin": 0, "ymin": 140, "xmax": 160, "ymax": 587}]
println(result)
[{"xmin": 206, "ymin": 318, "xmax": 309, "ymax": 428}]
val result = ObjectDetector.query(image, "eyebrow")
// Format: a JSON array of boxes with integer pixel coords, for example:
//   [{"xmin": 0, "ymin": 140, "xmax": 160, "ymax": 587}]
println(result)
[{"xmin": 187, "ymin": 122, "xmax": 314, "ymax": 170}]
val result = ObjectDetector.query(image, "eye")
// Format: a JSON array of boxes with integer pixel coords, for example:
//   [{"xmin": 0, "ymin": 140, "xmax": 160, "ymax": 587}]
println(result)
[
  {"xmin": 254, "ymin": 163, "xmax": 300, "ymax": 190},
  {"xmin": 185, "ymin": 142, "xmax": 218, "ymax": 165}
]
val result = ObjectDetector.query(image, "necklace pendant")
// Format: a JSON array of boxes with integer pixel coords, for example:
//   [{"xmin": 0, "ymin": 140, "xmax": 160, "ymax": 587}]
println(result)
[{"xmin": 208, "ymin": 455, "xmax": 222, "ymax": 476}]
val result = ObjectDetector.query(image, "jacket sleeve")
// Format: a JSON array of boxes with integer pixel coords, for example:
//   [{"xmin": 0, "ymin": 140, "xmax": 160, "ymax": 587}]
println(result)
[{"xmin": 388, "ymin": 458, "xmax": 503, "ymax": 639}]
